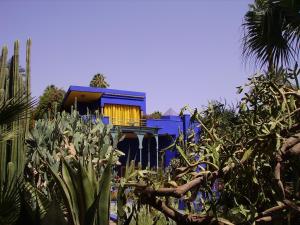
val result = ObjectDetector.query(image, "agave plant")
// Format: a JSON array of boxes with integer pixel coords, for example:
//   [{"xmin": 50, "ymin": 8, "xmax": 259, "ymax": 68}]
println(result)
[{"xmin": 48, "ymin": 155, "xmax": 112, "ymax": 225}]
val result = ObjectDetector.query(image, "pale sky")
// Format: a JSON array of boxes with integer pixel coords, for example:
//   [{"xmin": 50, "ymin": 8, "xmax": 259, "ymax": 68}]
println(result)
[{"xmin": 0, "ymin": 0, "xmax": 254, "ymax": 114}]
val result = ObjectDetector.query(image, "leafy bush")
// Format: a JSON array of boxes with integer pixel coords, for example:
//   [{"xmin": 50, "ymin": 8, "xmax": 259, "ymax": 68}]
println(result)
[
  {"xmin": 121, "ymin": 68, "xmax": 300, "ymax": 225},
  {"xmin": 33, "ymin": 85, "xmax": 65, "ymax": 120}
]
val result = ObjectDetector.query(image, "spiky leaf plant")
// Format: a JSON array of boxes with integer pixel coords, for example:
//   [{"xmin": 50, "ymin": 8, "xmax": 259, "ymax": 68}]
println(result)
[{"xmin": 26, "ymin": 108, "xmax": 124, "ymax": 225}]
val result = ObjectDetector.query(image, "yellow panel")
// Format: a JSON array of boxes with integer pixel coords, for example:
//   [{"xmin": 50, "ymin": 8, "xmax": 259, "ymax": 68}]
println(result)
[
  {"xmin": 64, "ymin": 91, "xmax": 102, "ymax": 106},
  {"xmin": 104, "ymin": 104, "xmax": 141, "ymax": 126}
]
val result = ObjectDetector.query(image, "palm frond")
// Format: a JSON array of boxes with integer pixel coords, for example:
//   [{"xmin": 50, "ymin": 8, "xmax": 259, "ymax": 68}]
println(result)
[
  {"xmin": 0, "ymin": 128, "xmax": 18, "ymax": 142},
  {"xmin": 0, "ymin": 92, "xmax": 35, "ymax": 127},
  {"xmin": 22, "ymin": 182, "xmax": 51, "ymax": 219},
  {"xmin": 0, "ymin": 173, "xmax": 22, "ymax": 225},
  {"xmin": 242, "ymin": 0, "xmax": 300, "ymax": 69}
]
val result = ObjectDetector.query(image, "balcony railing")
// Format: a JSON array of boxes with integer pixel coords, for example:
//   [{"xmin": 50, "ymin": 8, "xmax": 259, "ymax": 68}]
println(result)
[
  {"xmin": 109, "ymin": 117, "xmax": 147, "ymax": 127},
  {"xmin": 81, "ymin": 115, "xmax": 147, "ymax": 127}
]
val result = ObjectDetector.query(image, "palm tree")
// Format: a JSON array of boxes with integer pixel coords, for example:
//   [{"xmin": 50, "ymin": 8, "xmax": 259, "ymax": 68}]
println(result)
[
  {"xmin": 89, "ymin": 73, "xmax": 110, "ymax": 88},
  {"xmin": 242, "ymin": 0, "xmax": 300, "ymax": 70}
]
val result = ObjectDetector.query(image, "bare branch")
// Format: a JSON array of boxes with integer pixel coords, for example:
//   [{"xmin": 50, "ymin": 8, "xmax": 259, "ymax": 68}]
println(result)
[
  {"xmin": 140, "ymin": 193, "xmax": 226, "ymax": 225},
  {"xmin": 134, "ymin": 172, "xmax": 218, "ymax": 198}
]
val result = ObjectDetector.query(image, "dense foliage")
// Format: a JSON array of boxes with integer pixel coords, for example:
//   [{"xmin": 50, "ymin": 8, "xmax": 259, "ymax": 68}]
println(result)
[
  {"xmin": 33, "ymin": 85, "xmax": 65, "ymax": 120},
  {"xmin": 120, "ymin": 68, "xmax": 300, "ymax": 224},
  {"xmin": 145, "ymin": 111, "xmax": 163, "ymax": 119},
  {"xmin": 119, "ymin": 0, "xmax": 300, "ymax": 223}
]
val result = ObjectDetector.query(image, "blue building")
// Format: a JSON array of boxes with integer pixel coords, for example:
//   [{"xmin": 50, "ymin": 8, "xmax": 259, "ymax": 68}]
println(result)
[{"xmin": 63, "ymin": 85, "xmax": 199, "ymax": 173}]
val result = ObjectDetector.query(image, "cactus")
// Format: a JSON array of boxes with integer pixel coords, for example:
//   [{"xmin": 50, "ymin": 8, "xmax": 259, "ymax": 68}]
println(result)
[
  {"xmin": 0, "ymin": 40, "xmax": 32, "ymax": 225},
  {"xmin": 26, "ymin": 108, "xmax": 124, "ymax": 225},
  {"xmin": 25, "ymin": 39, "xmax": 31, "ymax": 134},
  {"xmin": 0, "ymin": 46, "xmax": 8, "ymax": 186}
]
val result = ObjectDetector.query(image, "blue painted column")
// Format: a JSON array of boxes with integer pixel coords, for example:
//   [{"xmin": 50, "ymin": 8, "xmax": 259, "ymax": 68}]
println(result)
[
  {"xmin": 164, "ymin": 135, "xmax": 176, "ymax": 167},
  {"xmin": 182, "ymin": 114, "xmax": 191, "ymax": 141},
  {"xmin": 137, "ymin": 134, "xmax": 144, "ymax": 164},
  {"xmin": 147, "ymin": 137, "xmax": 150, "ymax": 168},
  {"xmin": 155, "ymin": 134, "xmax": 158, "ymax": 169}
]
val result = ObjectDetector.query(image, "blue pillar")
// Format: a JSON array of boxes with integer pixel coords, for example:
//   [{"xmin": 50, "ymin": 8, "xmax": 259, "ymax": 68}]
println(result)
[
  {"xmin": 155, "ymin": 135, "xmax": 158, "ymax": 169},
  {"xmin": 137, "ymin": 134, "xmax": 144, "ymax": 163},
  {"xmin": 164, "ymin": 135, "xmax": 176, "ymax": 167},
  {"xmin": 182, "ymin": 114, "xmax": 191, "ymax": 142}
]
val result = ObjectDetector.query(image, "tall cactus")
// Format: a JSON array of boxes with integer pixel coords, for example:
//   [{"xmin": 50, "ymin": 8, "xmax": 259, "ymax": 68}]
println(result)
[
  {"xmin": 0, "ymin": 39, "xmax": 32, "ymax": 225},
  {"xmin": 0, "ymin": 46, "xmax": 8, "ymax": 186},
  {"xmin": 0, "ymin": 46, "xmax": 8, "ymax": 92},
  {"xmin": 25, "ymin": 39, "xmax": 31, "ymax": 134},
  {"xmin": 11, "ymin": 40, "xmax": 20, "ymax": 173}
]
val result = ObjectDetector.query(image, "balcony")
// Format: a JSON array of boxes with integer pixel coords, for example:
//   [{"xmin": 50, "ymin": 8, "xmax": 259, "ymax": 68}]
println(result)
[{"xmin": 108, "ymin": 117, "xmax": 147, "ymax": 127}]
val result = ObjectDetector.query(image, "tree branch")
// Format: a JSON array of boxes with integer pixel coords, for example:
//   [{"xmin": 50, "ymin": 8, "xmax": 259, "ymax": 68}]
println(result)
[
  {"xmin": 133, "ymin": 171, "xmax": 218, "ymax": 198},
  {"xmin": 140, "ymin": 193, "xmax": 224, "ymax": 225}
]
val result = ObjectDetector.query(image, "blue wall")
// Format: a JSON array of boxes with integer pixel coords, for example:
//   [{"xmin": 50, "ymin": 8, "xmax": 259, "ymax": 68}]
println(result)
[
  {"xmin": 147, "ymin": 114, "xmax": 197, "ymax": 138},
  {"xmin": 147, "ymin": 114, "xmax": 200, "ymax": 166}
]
